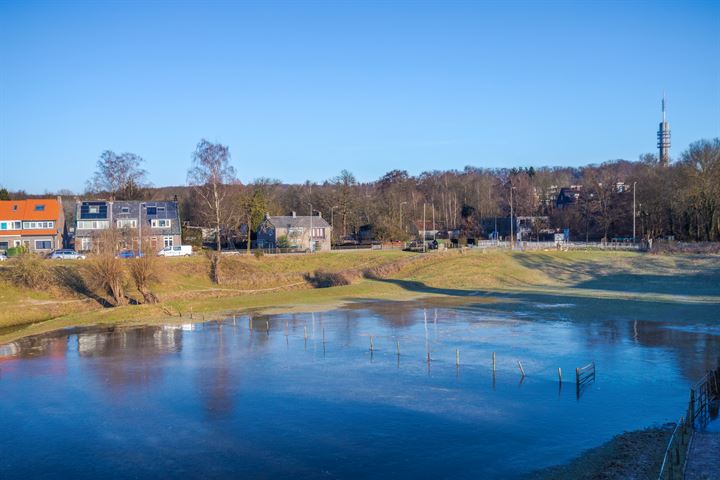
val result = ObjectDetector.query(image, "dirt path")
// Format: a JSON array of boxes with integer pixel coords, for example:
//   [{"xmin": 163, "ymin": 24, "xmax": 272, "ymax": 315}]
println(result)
[{"xmin": 685, "ymin": 431, "xmax": 720, "ymax": 480}]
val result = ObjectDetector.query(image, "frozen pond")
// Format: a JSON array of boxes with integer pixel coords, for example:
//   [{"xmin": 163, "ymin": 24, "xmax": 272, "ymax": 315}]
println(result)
[{"xmin": 1, "ymin": 298, "xmax": 718, "ymax": 479}]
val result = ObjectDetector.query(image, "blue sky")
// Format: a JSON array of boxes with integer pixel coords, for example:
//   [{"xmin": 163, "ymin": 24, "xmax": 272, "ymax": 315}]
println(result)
[{"xmin": 1, "ymin": 1, "xmax": 718, "ymax": 193}]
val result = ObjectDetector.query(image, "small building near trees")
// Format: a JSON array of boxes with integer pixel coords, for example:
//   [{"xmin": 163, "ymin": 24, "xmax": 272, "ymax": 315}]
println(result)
[{"xmin": 257, "ymin": 212, "xmax": 332, "ymax": 252}]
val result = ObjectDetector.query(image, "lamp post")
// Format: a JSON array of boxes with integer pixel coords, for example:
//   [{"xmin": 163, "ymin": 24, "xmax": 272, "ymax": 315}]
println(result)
[{"xmin": 633, "ymin": 181, "xmax": 637, "ymax": 243}]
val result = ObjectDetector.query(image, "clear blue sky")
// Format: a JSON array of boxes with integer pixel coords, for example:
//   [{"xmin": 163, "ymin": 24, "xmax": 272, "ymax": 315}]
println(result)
[{"xmin": 1, "ymin": 1, "xmax": 718, "ymax": 193}]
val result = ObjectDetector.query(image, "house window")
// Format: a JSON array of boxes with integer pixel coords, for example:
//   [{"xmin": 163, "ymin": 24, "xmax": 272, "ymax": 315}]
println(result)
[
  {"xmin": 12, "ymin": 221, "xmax": 21, "ymax": 229},
  {"xmin": 80, "ymin": 237, "xmax": 91, "ymax": 251},
  {"xmin": 311, "ymin": 228, "xmax": 325, "ymax": 238},
  {"xmin": 77, "ymin": 220, "xmax": 110, "ymax": 230},
  {"xmin": 146, "ymin": 206, "xmax": 157, "ymax": 215},
  {"xmin": 35, "ymin": 240, "xmax": 52, "ymax": 250},
  {"xmin": 89, "ymin": 206, "xmax": 99, "ymax": 214},
  {"xmin": 0, "ymin": 241, "xmax": 8, "ymax": 250},
  {"xmin": 163, "ymin": 236, "xmax": 174, "ymax": 247},
  {"xmin": 117, "ymin": 219, "xmax": 137, "ymax": 229},
  {"xmin": 0, "ymin": 222, "xmax": 5, "ymax": 230},
  {"xmin": 14, "ymin": 240, "xmax": 21, "ymax": 247},
  {"xmin": 157, "ymin": 207, "xmax": 166, "ymax": 212},
  {"xmin": 35, "ymin": 205, "xmax": 45, "ymax": 211},
  {"xmin": 151, "ymin": 219, "xmax": 171, "ymax": 228},
  {"xmin": 121, "ymin": 207, "xmax": 130, "ymax": 213}
]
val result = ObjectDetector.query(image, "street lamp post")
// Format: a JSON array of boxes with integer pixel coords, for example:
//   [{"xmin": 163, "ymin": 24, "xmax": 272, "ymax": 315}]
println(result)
[{"xmin": 633, "ymin": 181, "xmax": 637, "ymax": 243}]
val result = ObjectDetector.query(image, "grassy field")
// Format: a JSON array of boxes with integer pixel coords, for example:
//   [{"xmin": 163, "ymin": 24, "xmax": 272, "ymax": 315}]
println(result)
[{"xmin": 1, "ymin": 249, "xmax": 719, "ymax": 344}]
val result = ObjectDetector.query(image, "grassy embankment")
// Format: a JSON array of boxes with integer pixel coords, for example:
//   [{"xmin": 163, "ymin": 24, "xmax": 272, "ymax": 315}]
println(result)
[{"xmin": 1, "ymin": 249, "xmax": 719, "ymax": 343}]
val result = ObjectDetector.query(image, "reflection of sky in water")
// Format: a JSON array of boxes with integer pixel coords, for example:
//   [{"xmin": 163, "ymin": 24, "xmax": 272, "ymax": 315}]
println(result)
[{"xmin": 1, "ymin": 301, "xmax": 718, "ymax": 479}]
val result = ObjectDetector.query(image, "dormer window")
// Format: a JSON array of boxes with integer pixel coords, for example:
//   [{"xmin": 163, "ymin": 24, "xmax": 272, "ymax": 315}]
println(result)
[
  {"xmin": 121, "ymin": 207, "xmax": 129, "ymax": 213},
  {"xmin": 146, "ymin": 207, "xmax": 157, "ymax": 215},
  {"xmin": 35, "ymin": 205, "xmax": 45, "ymax": 211},
  {"xmin": 12, "ymin": 205, "xmax": 17, "ymax": 211}
]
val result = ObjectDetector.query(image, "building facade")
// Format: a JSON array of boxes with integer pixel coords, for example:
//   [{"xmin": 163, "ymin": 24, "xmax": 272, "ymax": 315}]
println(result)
[
  {"xmin": 74, "ymin": 200, "xmax": 181, "ymax": 252},
  {"xmin": 257, "ymin": 212, "xmax": 332, "ymax": 252},
  {"xmin": 0, "ymin": 197, "xmax": 66, "ymax": 253}
]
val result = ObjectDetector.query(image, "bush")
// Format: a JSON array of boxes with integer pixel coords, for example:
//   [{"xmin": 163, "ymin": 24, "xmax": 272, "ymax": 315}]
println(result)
[
  {"xmin": 128, "ymin": 255, "xmax": 160, "ymax": 304},
  {"xmin": 8, "ymin": 254, "xmax": 53, "ymax": 289},
  {"xmin": 304, "ymin": 269, "xmax": 359, "ymax": 288},
  {"xmin": 253, "ymin": 250, "xmax": 264, "ymax": 258},
  {"xmin": 6, "ymin": 246, "xmax": 27, "ymax": 257},
  {"xmin": 276, "ymin": 235, "xmax": 290, "ymax": 249},
  {"xmin": 87, "ymin": 254, "xmax": 127, "ymax": 306}
]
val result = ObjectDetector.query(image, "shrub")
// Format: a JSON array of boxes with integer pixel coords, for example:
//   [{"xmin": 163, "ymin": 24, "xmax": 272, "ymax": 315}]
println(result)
[
  {"xmin": 8, "ymin": 254, "xmax": 53, "ymax": 289},
  {"xmin": 6, "ymin": 246, "xmax": 27, "ymax": 257},
  {"xmin": 276, "ymin": 235, "xmax": 290, "ymax": 249},
  {"xmin": 87, "ymin": 254, "xmax": 127, "ymax": 306},
  {"xmin": 304, "ymin": 269, "xmax": 359, "ymax": 288},
  {"xmin": 128, "ymin": 251, "xmax": 160, "ymax": 304}
]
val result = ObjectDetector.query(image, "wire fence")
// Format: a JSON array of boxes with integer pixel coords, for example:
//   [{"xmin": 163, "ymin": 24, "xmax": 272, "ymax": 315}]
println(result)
[{"xmin": 657, "ymin": 362, "xmax": 720, "ymax": 480}]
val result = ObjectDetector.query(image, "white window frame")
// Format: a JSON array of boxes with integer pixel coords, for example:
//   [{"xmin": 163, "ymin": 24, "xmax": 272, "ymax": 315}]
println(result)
[
  {"xmin": 116, "ymin": 219, "xmax": 138, "ymax": 229},
  {"xmin": 163, "ymin": 236, "xmax": 174, "ymax": 248},
  {"xmin": 80, "ymin": 237, "xmax": 92, "ymax": 251},
  {"xmin": 152, "ymin": 219, "xmax": 171, "ymax": 228},
  {"xmin": 77, "ymin": 220, "xmax": 110, "ymax": 230}
]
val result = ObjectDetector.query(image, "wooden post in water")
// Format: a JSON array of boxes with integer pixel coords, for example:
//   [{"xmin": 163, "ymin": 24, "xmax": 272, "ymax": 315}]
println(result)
[
  {"xmin": 370, "ymin": 336, "xmax": 374, "ymax": 352},
  {"xmin": 456, "ymin": 349, "xmax": 460, "ymax": 367},
  {"xmin": 517, "ymin": 361, "xmax": 525, "ymax": 377},
  {"xmin": 492, "ymin": 352, "xmax": 496, "ymax": 372},
  {"xmin": 285, "ymin": 321, "xmax": 289, "ymax": 337},
  {"xmin": 396, "ymin": 340, "xmax": 400, "ymax": 356},
  {"xmin": 575, "ymin": 367, "xmax": 580, "ymax": 385},
  {"xmin": 558, "ymin": 368, "xmax": 562, "ymax": 383},
  {"xmin": 190, "ymin": 306, "xmax": 193, "ymax": 320},
  {"xmin": 322, "ymin": 328, "xmax": 325, "ymax": 344},
  {"xmin": 266, "ymin": 320, "xmax": 270, "ymax": 334},
  {"xmin": 304, "ymin": 326, "xmax": 308, "ymax": 340}
]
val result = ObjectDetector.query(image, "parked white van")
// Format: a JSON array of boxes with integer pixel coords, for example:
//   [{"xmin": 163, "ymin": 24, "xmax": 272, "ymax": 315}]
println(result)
[{"xmin": 157, "ymin": 245, "xmax": 193, "ymax": 257}]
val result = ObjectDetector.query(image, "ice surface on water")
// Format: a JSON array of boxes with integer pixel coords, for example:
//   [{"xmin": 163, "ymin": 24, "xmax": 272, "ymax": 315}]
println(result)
[{"xmin": 0, "ymin": 299, "xmax": 718, "ymax": 479}]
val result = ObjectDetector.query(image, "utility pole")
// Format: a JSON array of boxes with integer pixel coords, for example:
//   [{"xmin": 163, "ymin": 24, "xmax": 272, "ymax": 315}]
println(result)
[
  {"xmin": 423, "ymin": 203, "xmax": 427, "ymax": 252},
  {"xmin": 510, "ymin": 186, "xmax": 514, "ymax": 250},
  {"xmin": 633, "ymin": 182, "xmax": 637, "ymax": 242}
]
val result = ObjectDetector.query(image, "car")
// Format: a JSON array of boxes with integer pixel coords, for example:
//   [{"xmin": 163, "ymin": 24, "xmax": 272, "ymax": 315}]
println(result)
[
  {"xmin": 49, "ymin": 249, "xmax": 86, "ymax": 260},
  {"xmin": 157, "ymin": 245, "xmax": 193, "ymax": 257},
  {"xmin": 117, "ymin": 249, "xmax": 142, "ymax": 259},
  {"xmin": 0, "ymin": 253, "xmax": 7, "ymax": 261}
]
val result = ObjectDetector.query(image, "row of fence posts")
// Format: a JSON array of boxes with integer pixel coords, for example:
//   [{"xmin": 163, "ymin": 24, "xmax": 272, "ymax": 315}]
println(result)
[{"xmin": 233, "ymin": 314, "xmax": 595, "ymax": 391}]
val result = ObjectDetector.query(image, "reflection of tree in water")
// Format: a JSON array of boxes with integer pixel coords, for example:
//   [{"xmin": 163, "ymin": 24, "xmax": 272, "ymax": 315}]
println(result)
[
  {"xmin": 78, "ymin": 326, "xmax": 182, "ymax": 389},
  {"xmin": 197, "ymin": 322, "xmax": 236, "ymax": 420}
]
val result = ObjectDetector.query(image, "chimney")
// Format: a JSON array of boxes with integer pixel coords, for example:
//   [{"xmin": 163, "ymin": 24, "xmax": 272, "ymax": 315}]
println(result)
[
  {"xmin": 291, "ymin": 211, "xmax": 296, "ymax": 218},
  {"xmin": 318, "ymin": 211, "xmax": 322, "ymax": 218}
]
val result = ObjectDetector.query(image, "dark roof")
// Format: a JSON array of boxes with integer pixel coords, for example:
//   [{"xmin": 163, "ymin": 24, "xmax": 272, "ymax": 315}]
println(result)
[{"xmin": 267, "ymin": 215, "xmax": 331, "ymax": 229}]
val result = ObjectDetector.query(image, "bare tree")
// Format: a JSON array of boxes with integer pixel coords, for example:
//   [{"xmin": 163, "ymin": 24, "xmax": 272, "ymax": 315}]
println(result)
[
  {"xmin": 187, "ymin": 139, "xmax": 238, "ymax": 283},
  {"xmin": 87, "ymin": 151, "xmax": 150, "ymax": 200}
]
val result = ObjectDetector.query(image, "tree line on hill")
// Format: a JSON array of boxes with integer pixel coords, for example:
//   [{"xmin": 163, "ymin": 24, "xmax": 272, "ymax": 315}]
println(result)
[{"xmin": 4, "ymin": 137, "xmax": 720, "ymax": 244}]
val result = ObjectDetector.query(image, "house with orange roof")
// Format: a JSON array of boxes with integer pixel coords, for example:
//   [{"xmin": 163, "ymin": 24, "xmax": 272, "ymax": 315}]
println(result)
[{"xmin": 0, "ymin": 197, "xmax": 66, "ymax": 253}]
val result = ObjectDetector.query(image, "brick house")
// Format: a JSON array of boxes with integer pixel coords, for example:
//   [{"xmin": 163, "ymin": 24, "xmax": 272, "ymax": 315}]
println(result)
[
  {"xmin": 0, "ymin": 197, "xmax": 66, "ymax": 253},
  {"xmin": 257, "ymin": 212, "xmax": 332, "ymax": 252},
  {"xmin": 74, "ymin": 200, "xmax": 181, "ymax": 252}
]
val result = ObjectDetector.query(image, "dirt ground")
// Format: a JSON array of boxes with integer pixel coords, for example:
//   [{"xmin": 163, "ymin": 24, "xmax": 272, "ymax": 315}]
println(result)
[{"xmin": 528, "ymin": 425, "xmax": 674, "ymax": 480}]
